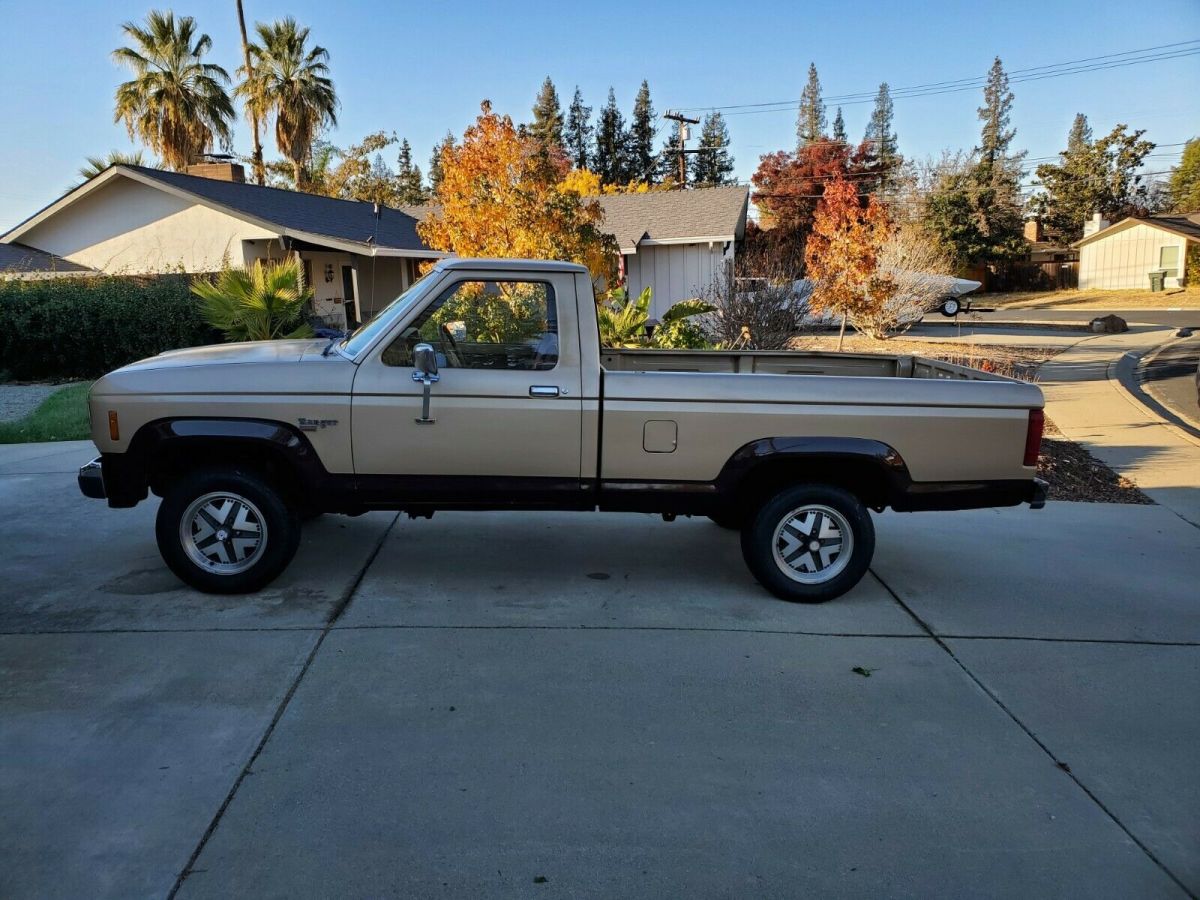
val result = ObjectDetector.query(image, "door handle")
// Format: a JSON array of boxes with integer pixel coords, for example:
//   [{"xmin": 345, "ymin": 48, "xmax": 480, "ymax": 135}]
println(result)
[{"xmin": 529, "ymin": 385, "xmax": 560, "ymax": 397}]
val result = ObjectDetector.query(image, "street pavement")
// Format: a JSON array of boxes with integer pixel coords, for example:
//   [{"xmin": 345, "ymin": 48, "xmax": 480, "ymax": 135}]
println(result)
[
  {"xmin": 1139, "ymin": 337, "xmax": 1200, "ymax": 431},
  {"xmin": 952, "ymin": 307, "xmax": 1200, "ymax": 329},
  {"xmin": 1, "ymin": 440, "xmax": 1197, "ymax": 898}
]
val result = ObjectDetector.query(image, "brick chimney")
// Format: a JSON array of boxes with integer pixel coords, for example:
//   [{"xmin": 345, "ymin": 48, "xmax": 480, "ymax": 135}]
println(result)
[
  {"xmin": 1023, "ymin": 217, "xmax": 1044, "ymax": 243},
  {"xmin": 185, "ymin": 161, "xmax": 246, "ymax": 183}
]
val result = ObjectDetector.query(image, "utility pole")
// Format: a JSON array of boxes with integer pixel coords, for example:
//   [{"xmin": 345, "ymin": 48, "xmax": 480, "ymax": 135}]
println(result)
[{"xmin": 663, "ymin": 110, "xmax": 700, "ymax": 186}]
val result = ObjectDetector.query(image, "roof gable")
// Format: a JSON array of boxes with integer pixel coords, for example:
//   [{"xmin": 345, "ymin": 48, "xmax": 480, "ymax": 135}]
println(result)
[
  {"xmin": 1076, "ymin": 212, "xmax": 1200, "ymax": 247},
  {"xmin": 2, "ymin": 165, "xmax": 433, "ymax": 256},
  {"xmin": 594, "ymin": 185, "xmax": 749, "ymax": 250}
]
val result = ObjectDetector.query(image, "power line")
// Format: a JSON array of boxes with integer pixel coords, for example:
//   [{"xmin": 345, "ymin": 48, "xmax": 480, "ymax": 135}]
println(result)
[{"xmin": 679, "ymin": 40, "xmax": 1200, "ymax": 116}]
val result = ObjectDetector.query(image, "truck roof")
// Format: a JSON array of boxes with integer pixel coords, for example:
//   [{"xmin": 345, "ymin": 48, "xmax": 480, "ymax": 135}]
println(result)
[{"xmin": 435, "ymin": 257, "xmax": 590, "ymax": 274}]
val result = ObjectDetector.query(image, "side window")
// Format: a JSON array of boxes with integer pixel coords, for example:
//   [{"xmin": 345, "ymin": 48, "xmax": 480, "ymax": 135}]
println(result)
[
  {"xmin": 382, "ymin": 279, "xmax": 558, "ymax": 371},
  {"xmin": 1160, "ymin": 245, "xmax": 1180, "ymax": 277}
]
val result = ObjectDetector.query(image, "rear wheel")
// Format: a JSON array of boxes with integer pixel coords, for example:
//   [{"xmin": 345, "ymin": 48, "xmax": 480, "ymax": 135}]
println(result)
[
  {"xmin": 156, "ymin": 467, "xmax": 301, "ymax": 594},
  {"xmin": 740, "ymin": 484, "xmax": 874, "ymax": 603}
]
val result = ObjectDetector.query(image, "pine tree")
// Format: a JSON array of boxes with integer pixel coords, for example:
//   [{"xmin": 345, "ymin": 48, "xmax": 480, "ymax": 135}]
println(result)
[
  {"xmin": 531, "ymin": 76, "xmax": 564, "ymax": 157},
  {"xmin": 629, "ymin": 80, "xmax": 657, "ymax": 183},
  {"xmin": 395, "ymin": 138, "xmax": 426, "ymax": 205},
  {"xmin": 594, "ymin": 87, "xmax": 629, "ymax": 186},
  {"xmin": 428, "ymin": 130, "xmax": 456, "ymax": 194},
  {"xmin": 831, "ymin": 107, "xmax": 846, "ymax": 144},
  {"xmin": 691, "ymin": 111, "xmax": 735, "ymax": 185},
  {"xmin": 1168, "ymin": 137, "xmax": 1200, "ymax": 213},
  {"xmin": 978, "ymin": 57, "xmax": 1016, "ymax": 164},
  {"xmin": 796, "ymin": 62, "xmax": 826, "ymax": 148},
  {"xmin": 565, "ymin": 86, "xmax": 592, "ymax": 170},
  {"xmin": 1066, "ymin": 113, "xmax": 1092, "ymax": 154},
  {"xmin": 864, "ymin": 83, "xmax": 899, "ymax": 193},
  {"xmin": 657, "ymin": 120, "xmax": 683, "ymax": 183}
]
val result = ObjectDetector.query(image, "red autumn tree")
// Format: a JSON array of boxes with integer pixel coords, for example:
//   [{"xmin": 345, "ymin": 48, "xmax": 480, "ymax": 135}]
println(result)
[
  {"xmin": 804, "ymin": 176, "xmax": 895, "ymax": 335},
  {"xmin": 748, "ymin": 140, "xmax": 883, "ymax": 278}
]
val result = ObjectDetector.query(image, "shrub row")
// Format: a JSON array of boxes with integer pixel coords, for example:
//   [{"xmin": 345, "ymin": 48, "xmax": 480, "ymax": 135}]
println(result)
[{"xmin": 0, "ymin": 275, "xmax": 220, "ymax": 380}]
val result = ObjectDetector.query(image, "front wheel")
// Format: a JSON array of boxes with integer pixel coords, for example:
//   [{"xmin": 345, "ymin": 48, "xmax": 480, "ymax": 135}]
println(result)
[
  {"xmin": 740, "ymin": 484, "xmax": 875, "ymax": 603},
  {"xmin": 940, "ymin": 297, "xmax": 961, "ymax": 317},
  {"xmin": 156, "ymin": 467, "xmax": 301, "ymax": 594}
]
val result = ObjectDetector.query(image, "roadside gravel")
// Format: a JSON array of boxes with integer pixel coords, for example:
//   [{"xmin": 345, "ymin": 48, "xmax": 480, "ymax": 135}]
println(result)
[{"xmin": 0, "ymin": 384, "xmax": 80, "ymax": 423}]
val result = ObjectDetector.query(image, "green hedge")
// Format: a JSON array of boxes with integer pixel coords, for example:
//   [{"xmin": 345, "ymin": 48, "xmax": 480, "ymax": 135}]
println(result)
[{"xmin": 0, "ymin": 274, "xmax": 220, "ymax": 380}]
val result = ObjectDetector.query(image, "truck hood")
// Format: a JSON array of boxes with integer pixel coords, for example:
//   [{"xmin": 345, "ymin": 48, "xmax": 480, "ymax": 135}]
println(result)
[
  {"xmin": 91, "ymin": 338, "xmax": 356, "ymax": 398},
  {"xmin": 116, "ymin": 339, "xmax": 327, "ymax": 372}
]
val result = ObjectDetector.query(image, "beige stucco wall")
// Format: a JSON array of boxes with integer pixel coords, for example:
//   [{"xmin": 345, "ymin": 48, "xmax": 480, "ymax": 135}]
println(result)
[
  {"xmin": 1079, "ymin": 222, "xmax": 1189, "ymax": 290},
  {"xmin": 19, "ymin": 177, "xmax": 278, "ymax": 274},
  {"xmin": 624, "ymin": 241, "xmax": 732, "ymax": 316}
]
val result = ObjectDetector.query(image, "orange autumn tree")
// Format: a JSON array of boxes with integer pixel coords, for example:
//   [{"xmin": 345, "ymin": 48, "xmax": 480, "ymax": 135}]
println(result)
[
  {"xmin": 419, "ymin": 101, "xmax": 616, "ymax": 280},
  {"xmin": 804, "ymin": 176, "xmax": 895, "ymax": 345}
]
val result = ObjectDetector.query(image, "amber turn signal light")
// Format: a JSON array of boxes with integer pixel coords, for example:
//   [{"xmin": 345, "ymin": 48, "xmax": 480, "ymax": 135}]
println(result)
[{"xmin": 108, "ymin": 410, "xmax": 120, "ymax": 441}]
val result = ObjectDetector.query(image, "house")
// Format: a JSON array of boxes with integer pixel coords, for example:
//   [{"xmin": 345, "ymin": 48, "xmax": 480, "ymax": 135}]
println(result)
[
  {"xmin": 597, "ymin": 185, "xmax": 749, "ymax": 318},
  {"xmin": 0, "ymin": 163, "xmax": 749, "ymax": 324},
  {"xmin": 1076, "ymin": 212, "xmax": 1199, "ymax": 290},
  {"xmin": 1020, "ymin": 216, "xmax": 1079, "ymax": 290},
  {"xmin": 0, "ymin": 162, "xmax": 440, "ymax": 327}
]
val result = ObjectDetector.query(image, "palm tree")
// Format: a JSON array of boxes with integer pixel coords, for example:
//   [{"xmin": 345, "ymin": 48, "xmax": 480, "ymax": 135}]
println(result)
[
  {"xmin": 238, "ymin": 18, "xmax": 338, "ymax": 190},
  {"xmin": 76, "ymin": 150, "xmax": 148, "ymax": 186},
  {"xmin": 235, "ymin": 0, "xmax": 265, "ymax": 185},
  {"xmin": 112, "ymin": 10, "xmax": 234, "ymax": 171}
]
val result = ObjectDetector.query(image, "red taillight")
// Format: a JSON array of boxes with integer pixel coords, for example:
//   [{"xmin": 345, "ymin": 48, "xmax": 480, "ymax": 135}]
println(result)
[{"xmin": 1023, "ymin": 409, "xmax": 1044, "ymax": 467}]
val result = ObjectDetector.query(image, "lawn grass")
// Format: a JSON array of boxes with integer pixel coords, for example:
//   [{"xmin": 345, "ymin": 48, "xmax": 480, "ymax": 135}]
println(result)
[{"xmin": 0, "ymin": 383, "xmax": 92, "ymax": 444}]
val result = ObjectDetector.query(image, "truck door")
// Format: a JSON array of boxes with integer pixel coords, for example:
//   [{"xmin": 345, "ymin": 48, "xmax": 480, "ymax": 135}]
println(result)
[{"xmin": 350, "ymin": 269, "xmax": 585, "ymax": 499}]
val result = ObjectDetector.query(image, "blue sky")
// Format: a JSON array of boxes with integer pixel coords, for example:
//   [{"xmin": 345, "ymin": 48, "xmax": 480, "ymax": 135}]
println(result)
[{"xmin": 0, "ymin": 0, "xmax": 1197, "ymax": 230}]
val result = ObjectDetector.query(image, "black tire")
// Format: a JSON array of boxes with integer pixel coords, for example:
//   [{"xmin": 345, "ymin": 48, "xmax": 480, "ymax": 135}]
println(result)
[
  {"xmin": 940, "ymin": 297, "xmax": 961, "ymax": 317},
  {"xmin": 155, "ymin": 466, "xmax": 301, "ymax": 594},
  {"xmin": 740, "ymin": 484, "xmax": 874, "ymax": 603},
  {"xmin": 707, "ymin": 511, "xmax": 742, "ymax": 530}
]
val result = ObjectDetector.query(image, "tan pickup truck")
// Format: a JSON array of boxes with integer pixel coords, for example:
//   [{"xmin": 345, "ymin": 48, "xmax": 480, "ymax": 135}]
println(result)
[{"xmin": 81, "ymin": 258, "xmax": 1046, "ymax": 602}]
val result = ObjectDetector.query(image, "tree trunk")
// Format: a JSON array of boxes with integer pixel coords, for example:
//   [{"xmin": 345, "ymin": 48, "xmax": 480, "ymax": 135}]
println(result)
[
  {"xmin": 292, "ymin": 158, "xmax": 304, "ymax": 191},
  {"xmin": 235, "ymin": 0, "xmax": 265, "ymax": 186},
  {"xmin": 837, "ymin": 312, "xmax": 847, "ymax": 351}
]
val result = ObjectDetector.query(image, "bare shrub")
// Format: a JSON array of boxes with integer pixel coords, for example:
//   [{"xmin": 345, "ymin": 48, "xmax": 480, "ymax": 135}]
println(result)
[
  {"xmin": 846, "ymin": 224, "xmax": 957, "ymax": 340},
  {"xmin": 701, "ymin": 262, "xmax": 799, "ymax": 350}
]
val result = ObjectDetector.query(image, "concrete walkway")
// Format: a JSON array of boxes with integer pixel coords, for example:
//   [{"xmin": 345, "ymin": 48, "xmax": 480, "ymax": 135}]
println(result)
[
  {"xmin": 1, "ymin": 440, "xmax": 1197, "ymax": 898},
  {"xmin": 1040, "ymin": 327, "xmax": 1200, "ymax": 528}
]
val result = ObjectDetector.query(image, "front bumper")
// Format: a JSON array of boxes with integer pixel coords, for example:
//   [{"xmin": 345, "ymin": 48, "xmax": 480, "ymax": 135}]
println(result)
[{"xmin": 78, "ymin": 458, "xmax": 106, "ymax": 499}]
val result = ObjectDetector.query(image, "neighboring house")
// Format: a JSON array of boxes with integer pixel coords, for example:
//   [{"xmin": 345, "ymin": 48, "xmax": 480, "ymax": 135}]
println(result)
[
  {"xmin": 1021, "ymin": 217, "xmax": 1079, "ymax": 290},
  {"xmin": 1076, "ymin": 212, "xmax": 1199, "ymax": 290},
  {"xmin": 0, "ymin": 163, "xmax": 749, "ymax": 324},
  {"xmin": 597, "ymin": 185, "xmax": 749, "ymax": 318},
  {"xmin": 0, "ymin": 242, "xmax": 96, "ymax": 279},
  {"xmin": 0, "ymin": 163, "xmax": 439, "ymax": 327}
]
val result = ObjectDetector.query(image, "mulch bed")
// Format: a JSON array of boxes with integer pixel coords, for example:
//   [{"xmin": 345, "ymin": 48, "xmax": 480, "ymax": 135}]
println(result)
[{"xmin": 1039, "ymin": 418, "xmax": 1152, "ymax": 504}]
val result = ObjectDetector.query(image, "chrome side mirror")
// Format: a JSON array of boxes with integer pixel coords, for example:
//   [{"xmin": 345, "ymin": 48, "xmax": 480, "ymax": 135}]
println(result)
[
  {"xmin": 412, "ymin": 342, "xmax": 440, "ymax": 383},
  {"xmin": 411, "ymin": 342, "xmax": 439, "ymax": 425}
]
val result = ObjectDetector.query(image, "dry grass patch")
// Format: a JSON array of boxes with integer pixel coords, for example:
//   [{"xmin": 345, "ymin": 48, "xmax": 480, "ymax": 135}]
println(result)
[{"xmin": 980, "ymin": 286, "xmax": 1200, "ymax": 309}]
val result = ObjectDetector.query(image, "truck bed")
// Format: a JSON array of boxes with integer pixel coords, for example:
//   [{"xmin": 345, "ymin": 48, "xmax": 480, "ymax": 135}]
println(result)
[{"xmin": 600, "ymin": 349, "xmax": 1006, "ymax": 381}]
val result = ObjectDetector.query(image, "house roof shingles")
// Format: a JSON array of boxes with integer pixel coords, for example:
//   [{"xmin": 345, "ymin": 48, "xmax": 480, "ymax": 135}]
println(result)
[
  {"xmin": 594, "ymin": 184, "xmax": 749, "ymax": 250},
  {"xmin": 0, "ymin": 242, "xmax": 94, "ymax": 273},
  {"xmin": 125, "ymin": 165, "xmax": 430, "ymax": 252}
]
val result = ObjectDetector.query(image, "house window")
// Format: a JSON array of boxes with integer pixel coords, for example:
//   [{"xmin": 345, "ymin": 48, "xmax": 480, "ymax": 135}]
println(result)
[{"xmin": 1160, "ymin": 245, "xmax": 1180, "ymax": 277}]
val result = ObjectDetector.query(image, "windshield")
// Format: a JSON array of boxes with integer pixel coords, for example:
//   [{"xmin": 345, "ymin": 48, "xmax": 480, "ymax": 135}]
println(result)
[{"xmin": 339, "ymin": 268, "xmax": 438, "ymax": 358}]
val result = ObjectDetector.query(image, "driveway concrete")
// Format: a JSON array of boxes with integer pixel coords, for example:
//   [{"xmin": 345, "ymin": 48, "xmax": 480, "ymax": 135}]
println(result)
[{"xmin": 0, "ymin": 441, "xmax": 1196, "ymax": 898}]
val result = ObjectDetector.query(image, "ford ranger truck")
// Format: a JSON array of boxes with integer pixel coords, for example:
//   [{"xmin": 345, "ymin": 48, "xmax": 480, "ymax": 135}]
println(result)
[{"xmin": 80, "ymin": 258, "xmax": 1047, "ymax": 603}]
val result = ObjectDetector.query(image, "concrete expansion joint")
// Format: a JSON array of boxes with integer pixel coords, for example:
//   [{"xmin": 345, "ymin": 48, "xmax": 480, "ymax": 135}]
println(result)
[
  {"xmin": 868, "ymin": 566, "xmax": 1195, "ymax": 897},
  {"xmin": 166, "ymin": 512, "xmax": 400, "ymax": 899}
]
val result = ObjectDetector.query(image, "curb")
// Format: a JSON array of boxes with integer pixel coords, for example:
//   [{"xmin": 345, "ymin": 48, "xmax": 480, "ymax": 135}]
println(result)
[{"xmin": 1112, "ymin": 342, "xmax": 1200, "ymax": 446}]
